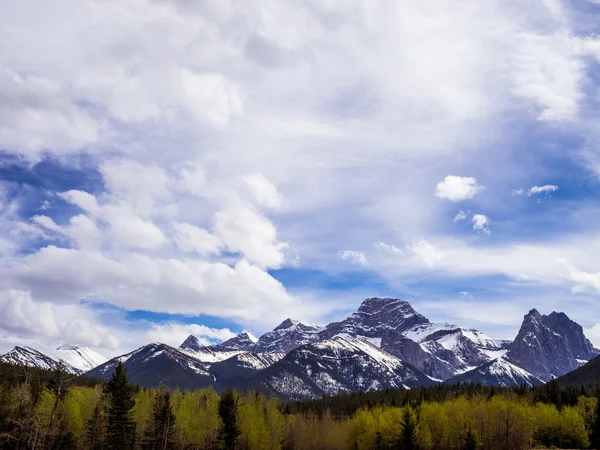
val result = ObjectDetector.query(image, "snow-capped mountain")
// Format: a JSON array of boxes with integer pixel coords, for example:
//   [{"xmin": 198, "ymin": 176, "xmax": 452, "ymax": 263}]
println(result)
[
  {"xmin": 253, "ymin": 319, "xmax": 324, "ymax": 354},
  {"xmin": 0, "ymin": 346, "xmax": 81, "ymax": 374},
  {"xmin": 396, "ymin": 322, "xmax": 507, "ymax": 377},
  {"xmin": 244, "ymin": 336, "xmax": 434, "ymax": 401},
  {"xmin": 179, "ymin": 332, "xmax": 259, "ymax": 363},
  {"xmin": 446, "ymin": 356, "xmax": 544, "ymax": 387},
  {"xmin": 445, "ymin": 309, "xmax": 599, "ymax": 386},
  {"xmin": 3, "ymin": 298, "xmax": 599, "ymax": 397},
  {"xmin": 53, "ymin": 344, "xmax": 107, "ymax": 372},
  {"xmin": 87, "ymin": 343, "xmax": 215, "ymax": 389}
]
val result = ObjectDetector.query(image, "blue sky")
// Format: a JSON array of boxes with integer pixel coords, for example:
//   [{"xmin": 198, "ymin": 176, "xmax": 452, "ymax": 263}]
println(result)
[{"xmin": 2, "ymin": 0, "xmax": 600, "ymax": 357}]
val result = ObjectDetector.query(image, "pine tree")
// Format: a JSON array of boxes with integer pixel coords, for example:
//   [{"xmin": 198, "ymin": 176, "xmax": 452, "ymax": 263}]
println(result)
[
  {"xmin": 590, "ymin": 390, "xmax": 600, "ymax": 450},
  {"xmin": 463, "ymin": 427, "xmax": 479, "ymax": 450},
  {"xmin": 105, "ymin": 362, "xmax": 136, "ymax": 450},
  {"xmin": 142, "ymin": 386, "xmax": 176, "ymax": 450},
  {"xmin": 398, "ymin": 406, "xmax": 419, "ymax": 450},
  {"xmin": 218, "ymin": 389, "xmax": 240, "ymax": 450}
]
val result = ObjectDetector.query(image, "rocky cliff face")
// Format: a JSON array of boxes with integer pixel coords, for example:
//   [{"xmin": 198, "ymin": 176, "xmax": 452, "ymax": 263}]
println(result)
[
  {"xmin": 506, "ymin": 309, "xmax": 599, "ymax": 381},
  {"xmin": 320, "ymin": 297, "xmax": 430, "ymax": 340},
  {"xmin": 253, "ymin": 319, "xmax": 324, "ymax": 354}
]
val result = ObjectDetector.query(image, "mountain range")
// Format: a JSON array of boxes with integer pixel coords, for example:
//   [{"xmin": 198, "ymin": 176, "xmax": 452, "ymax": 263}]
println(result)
[{"xmin": 1, "ymin": 298, "xmax": 598, "ymax": 400}]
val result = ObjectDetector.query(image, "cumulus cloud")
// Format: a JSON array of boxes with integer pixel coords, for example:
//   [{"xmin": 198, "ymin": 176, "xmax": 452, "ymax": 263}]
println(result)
[
  {"xmin": 435, "ymin": 176, "xmax": 482, "ymax": 202},
  {"xmin": 242, "ymin": 174, "xmax": 286, "ymax": 210},
  {"xmin": 472, "ymin": 214, "xmax": 491, "ymax": 235},
  {"xmin": 1, "ymin": 0, "xmax": 600, "ymax": 354},
  {"xmin": 339, "ymin": 250, "xmax": 368, "ymax": 266},
  {"xmin": 528, "ymin": 184, "xmax": 559, "ymax": 196}
]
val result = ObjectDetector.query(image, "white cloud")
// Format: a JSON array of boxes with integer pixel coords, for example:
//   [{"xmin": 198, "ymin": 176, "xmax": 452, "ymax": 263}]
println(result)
[
  {"xmin": 1, "ymin": 0, "xmax": 600, "ymax": 352},
  {"xmin": 172, "ymin": 222, "xmax": 222, "ymax": 256},
  {"xmin": 512, "ymin": 188, "xmax": 525, "ymax": 196},
  {"xmin": 472, "ymin": 214, "xmax": 491, "ymax": 235},
  {"xmin": 339, "ymin": 250, "xmax": 368, "ymax": 266},
  {"xmin": 435, "ymin": 176, "xmax": 482, "ymax": 202},
  {"xmin": 528, "ymin": 184, "xmax": 559, "ymax": 196},
  {"xmin": 375, "ymin": 242, "xmax": 404, "ymax": 256},
  {"xmin": 215, "ymin": 204, "xmax": 288, "ymax": 269},
  {"xmin": 453, "ymin": 210, "xmax": 469, "ymax": 222},
  {"xmin": 242, "ymin": 174, "xmax": 286, "ymax": 209}
]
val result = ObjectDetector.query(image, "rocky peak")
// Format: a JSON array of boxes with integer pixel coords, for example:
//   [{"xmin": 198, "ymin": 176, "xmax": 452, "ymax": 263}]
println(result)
[
  {"xmin": 253, "ymin": 320, "xmax": 324, "ymax": 354},
  {"xmin": 321, "ymin": 297, "xmax": 430, "ymax": 339},
  {"xmin": 179, "ymin": 335, "xmax": 205, "ymax": 352},
  {"xmin": 507, "ymin": 309, "xmax": 598, "ymax": 381},
  {"xmin": 211, "ymin": 332, "xmax": 257, "ymax": 352},
  {"xmin": 274, "ymin": 319, "xmax": 300, "ymax": 331}
]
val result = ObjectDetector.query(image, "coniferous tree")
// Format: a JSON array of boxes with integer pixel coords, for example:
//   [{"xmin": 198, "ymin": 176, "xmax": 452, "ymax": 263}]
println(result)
[
  {"xmin": 105, "ymin": 362, "xmax": 136, "ymax": 450},
  {"xmin": 218, "ymin": 389, "xmax": 240, "ymax": 450},
  {"xmin": 142, "ymin": 385, "xmax": 175, "ymax": 450},
  {"xmin": 398, "ymin": 406, "xmax": 419, "ymax": 450},
  {"xmin": 463, "ymin": 427, "xmax": 479, "ymax": 450}
]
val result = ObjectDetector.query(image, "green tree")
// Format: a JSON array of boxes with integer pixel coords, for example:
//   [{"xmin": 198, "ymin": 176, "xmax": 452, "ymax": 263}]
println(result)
[
  {"xmin": 591, "ymin": 389, "xmax": 600, "ymax": 450},
  {"xmin": 142, "ymin": 386, "xmax": 176, "ymax": 450},
  {"xmin": 218, "ymin": 389, "xmax": 240, "ymax": 450},
  {"xmin": 398, "ymin": 406, "xmax": 419, "ymax": 450},
  {"xmin": 105, "ymin": 362, "xmax": 136, "ymax": 450}
]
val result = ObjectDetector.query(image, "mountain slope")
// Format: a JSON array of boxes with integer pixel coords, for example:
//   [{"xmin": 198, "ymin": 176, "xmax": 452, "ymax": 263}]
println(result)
[
  {"xmin": 244, "ymin": 336, "xmax": 434, "ymax": 401},
  {"xmin": 446, "ymin": 356, "xmax": 544, "ymax": 387},
  {"xmin": 398, "ymin": 322, "xmax": 507, "ymax": 377},
  {"xmin": 53, "ymin": 344, "xmax": 107, "ymax": 372},
  {"xmin": 253, "ymin": 319, "xmax": 324, "ymax": 354},
  {"xmin": 87, "ymin": 343, "xmax": 214, "ymax": 389},
  {"xmin": 556, "ymin": 355, "xmax": 600, "ymax": 388},
  {"xmin": 0, "ymin": 346, "xmax": 81, "ymax": 374}
]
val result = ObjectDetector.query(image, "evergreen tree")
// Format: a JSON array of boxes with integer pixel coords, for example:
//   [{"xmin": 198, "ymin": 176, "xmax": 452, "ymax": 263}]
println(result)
[
  {"xmin": 463, "ymin": 427, "xmax": 479, "ymax": 450},
  {"xmin": 86, "ymin": 401, "xmax": 107, "ymax": 450},
  {"xmin": 591, "ymin": 389, "xmax": 600, "ymax": 449},
  {"xmin": 142, "ymin": 386, "xmax": 176, "ymax": 450},
  {"xmin": 398, "ymin": 406, "xmax": 419, "ymax": 450},
  {"xmin": 218, "ymin": 389, "xmax": 240, "ymax": 450},
  {"xmin": 105, "ymin": 362, "xmax": 136, "ymax": 450}
]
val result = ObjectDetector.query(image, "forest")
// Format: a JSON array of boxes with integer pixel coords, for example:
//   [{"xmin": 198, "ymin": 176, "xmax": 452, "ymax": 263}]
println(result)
[{"xmin": 0, "ymin": 361, "xmax": 600, "ymax": 449}]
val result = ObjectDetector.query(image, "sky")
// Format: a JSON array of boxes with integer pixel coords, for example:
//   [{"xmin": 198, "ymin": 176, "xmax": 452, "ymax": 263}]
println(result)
[{"xmin": 2, "ymin": 0, "xmax": 600, "ymax": 358}]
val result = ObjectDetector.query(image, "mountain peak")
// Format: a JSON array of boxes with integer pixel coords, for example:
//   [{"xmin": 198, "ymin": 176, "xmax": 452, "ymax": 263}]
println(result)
[
  {"xmin": 179, "ymin": 334, "xmax": 205, "ymax": 352},
  {"xmin": 56, "ymin": 343, "xmax": 80, "ymax": 351},
  {"xmin": 274, "ymin": 318, "xmax": 300, "ymax": 330}
]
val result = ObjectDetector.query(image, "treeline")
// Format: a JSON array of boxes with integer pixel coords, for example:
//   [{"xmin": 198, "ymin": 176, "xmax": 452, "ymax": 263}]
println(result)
[
  {"xmin": 1, "ymin": 361, "xmax": 600, "ymax": 449},
  {"xmin": 285, "ymin": 380, "xmax": 587, "ymax": 417}
]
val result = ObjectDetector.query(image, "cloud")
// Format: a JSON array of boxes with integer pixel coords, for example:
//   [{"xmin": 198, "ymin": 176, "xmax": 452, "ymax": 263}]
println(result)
[
  {"xmin": 435, "ymin": 176, "xmax": 482, "ymax": 202},
  {"xmin": 453, "ymin": 210, "xmax": 469, "ymax": 222},
  {"xmin": 242, "ymin": 174, "xmax": 286, "ymax": 210},
  {"xmin": 472, "ymin": 214, "xmax": 491, "ymax": 235},
  {"xmin": 528, "ymin": 184, "xmax": 559, "ymax": 196},
  {"xmin": 172, "ymin": 222, "xmax": 222, "ymax": 256},
  {"xmin": 1, "ymin": 0, "xmax": 600, "ymax": 354},
  {"xmin": 215, "ymin": 203, "xmax": 288, "ymax": 269},
  {"xmin": 375, "ymin": 242, "xmax": 404, "ymax": 256},
  {"xmin": 339, "ymin": 250, "xmax": 368, "ymax": 266}
]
